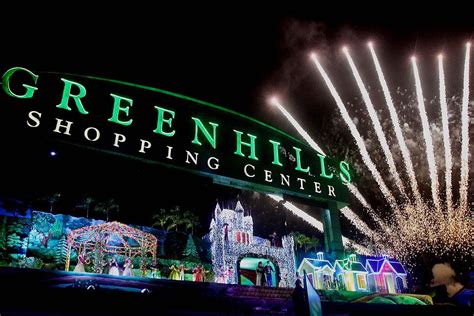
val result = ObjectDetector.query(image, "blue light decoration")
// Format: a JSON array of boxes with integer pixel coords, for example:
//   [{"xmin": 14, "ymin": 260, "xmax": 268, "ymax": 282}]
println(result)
[
  {"xmin": 334, "ymin": 254, "xmax": 368, "ymax": 292},
  {"xmin": 365, "ymin": 255, "xmax": 408, "ymax": 293},
  {"xmin": 298, "ymin": 253, "xmax": 410, "ymax": 293},
  {"xmin": 208, "ymin": 201, "xmax": 296, "ymax": 287},
  {"xmin": 297, "ymin": 252, "xmax": 335, "ymax": 290},
  {"xmin": 49, "ymin": 151, "xmax": 57, "ymax": 157}
]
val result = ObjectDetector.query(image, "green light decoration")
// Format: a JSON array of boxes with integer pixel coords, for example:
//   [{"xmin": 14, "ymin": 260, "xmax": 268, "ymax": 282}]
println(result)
[
  {"xmin": 56, "ymin": 78, "xmax": 89, "ymax": 114},
  {"xmin": 318, "ymin": 154, "xmax": 334, "ymax": 179},
  {"xmin": 40, "ymin": 70, "xmax": 311, "ymax": 147},
  {"xmin": 191, "ymin": 117, "xmax": 219, "ymax": 149},
  {"xmin": 233, "ymin": 130, "xmax": 258, "ymax": 161},
  {"xmin": 293, "ymin": 147, "xmax": 310, "ymax": 173},
  {"xmin": 1, "ymin": 67, "xmax": 352, "ymax": 207},
  {"xmin": 108, "ymin": 94, "xmax": 134, "ymax": 126},
  {"xmin": 1, "ymin": 67, "xmax": 38, "ymax": 99},
  {"xmin": 153, "ymin": 106, "xmax": 176, "ymax": 137},
  {"xmin": 269, "ymin": 140, "xmax": 283, "ymax": 167}
]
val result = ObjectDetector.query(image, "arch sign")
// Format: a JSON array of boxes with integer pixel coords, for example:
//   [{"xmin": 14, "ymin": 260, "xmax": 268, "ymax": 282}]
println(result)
[{"xmin": 1, "ymin": 67, "xmax": 350, "ymax": 206}]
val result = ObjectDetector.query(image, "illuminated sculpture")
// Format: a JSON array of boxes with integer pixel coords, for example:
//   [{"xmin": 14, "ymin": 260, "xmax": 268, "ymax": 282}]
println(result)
[
  {"xmin": 209, "ymin": 201, "xmax": 296, "ymax": 286},
  {"xmin": 297, "ymin": 252, "xmax": 334, "ymax": 290},
  {"xmin": 65, "ymin": 221, "xmax": 157, "ymax": 277},
  {"xmin": 334, "ymin": 254, "xmax": 368, "ymax": 292},
  {"xmin": 366, "ymin": 256, "xmax": 408, "ymax": 293}
]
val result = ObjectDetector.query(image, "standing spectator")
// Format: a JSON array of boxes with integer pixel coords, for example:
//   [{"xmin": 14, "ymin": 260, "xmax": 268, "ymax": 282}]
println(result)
[{"xmin": 292, "ymin": 279, "xmax": 308, "ymax": 316}]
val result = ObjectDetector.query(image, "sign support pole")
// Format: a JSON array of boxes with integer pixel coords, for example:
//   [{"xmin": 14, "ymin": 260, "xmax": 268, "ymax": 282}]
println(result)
[{"xmin": 323, "ymin": 203, "xmax": 344, "ymax": 259}]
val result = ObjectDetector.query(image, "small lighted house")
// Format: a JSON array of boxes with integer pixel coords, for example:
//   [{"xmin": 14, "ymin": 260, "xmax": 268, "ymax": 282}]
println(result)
[
  {"xmin": 297, "ymin": 252, "xmax": 334, "ymax": 290},
  {"xmin": 334, "ymin": 254, "xmax": 368, "ymax": 292},
  {"xmin": 366, "ymin": 256, "xmax": 408, "ymax": 293}
]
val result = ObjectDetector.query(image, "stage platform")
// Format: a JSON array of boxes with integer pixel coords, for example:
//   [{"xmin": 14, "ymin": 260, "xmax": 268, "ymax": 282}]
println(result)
[{"xmin": 0, "ymin": 268, "xmax": 471, "ymax": 315}]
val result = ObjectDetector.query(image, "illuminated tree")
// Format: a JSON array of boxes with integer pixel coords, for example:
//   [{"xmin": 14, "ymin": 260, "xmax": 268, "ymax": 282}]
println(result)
[
  {"xmin": 290, "ymin": 231, "xmax": 320, "ymax": 260},
  {"xmin": 55, "ymin": 235, "xmax": 68, "ymax": 266},
  {"xmin": 7, "ymin": 233, "xmax": 22, "ymax": 249},
  {"xmin": 182, "ymin": 234, "xmax": 200, "ymax": 262},
  {"xmin": 48, "ymin": 193, "xmax": 61, "ymax": 214},
  {"xmin": 93, "ymin": 199, "xmax": 119, "ymax": 222},
  {"xmin": 0, "ymin": 217, "xmax": 7, "ymax": 251},
  {"xmin": 50, "ymin": 218, "xmax": 63, "ymax": 239},
  {"xmin": 182, "ymin": 211, "xmax": 200, "ymax": 235},
  {"xmin": 76, "ymin": 197, "xmax": 95, "ymax": 219},
  {"xmin": 303, "ymin": 235, "xmax": 320, "ymax": 253},
  {"xmin": 152, "ymin": 207, "xmax": 199, "ymax": 233},
  {"xmin": 152, "ymin": 209, "xmax": 169, "ymax": 230}
]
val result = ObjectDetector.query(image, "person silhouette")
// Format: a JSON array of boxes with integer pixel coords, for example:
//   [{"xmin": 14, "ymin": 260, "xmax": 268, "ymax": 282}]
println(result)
[
  {"xmin": 256, "ymin": 261, "xmax": 264, "ymax": 286},
  {"xmin": 264, "ymin": 261, "xmax": 275, "ymax": 287},
  {"xmin": 122, "ymin": 257, "xmax": 133, "ymax": 277}
]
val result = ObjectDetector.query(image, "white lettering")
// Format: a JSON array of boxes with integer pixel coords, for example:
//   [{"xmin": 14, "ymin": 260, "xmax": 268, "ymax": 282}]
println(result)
[
  {"xmin": 53, "ymin": 118, "xmax": 73, "ymax": 135},
  {"xmin": 84, "ymin": 127, "xmax": 100, "ymax": 142},
  {"xmin": 139, "ymin": 139, "xmax": 151, "ymax": 153},
  {"xmin": 185, "ymin": 150, "xmax": 199, "ymax": 165},
  {"xmin": 297, "ymin": 178, "xmax": 306, "ymax": 190},
  {"xmin": 264, "ymin": 170, "xmax": 272, "ymax": 182},
  {"xmin": 280, "ymin": 174, "xmax": 290, "ymax": 186},
  {"xmin": 328, "ymin": 185, "xmax": 336, "ymax": 197},
  {"xmin": 207, "ymin": 157, "xmax": 219, "ymax": 170},
  {"xmin": 244, "ymin": 164, "xmax": 255, "ymax": 178},
  {"xmin": 26, "ymin": 111, "xmax": 42, "ymax": 128},
  {"xmin": 314, "ymin": 182, "xmax": 321, "ymax": 193},
  {"xmin": 166, "ymin": 146, "xmax": 173, "ymax": 160},
  {"xmin": 113, "ymin": 133, "xmax": 126, "ymax": 147}
]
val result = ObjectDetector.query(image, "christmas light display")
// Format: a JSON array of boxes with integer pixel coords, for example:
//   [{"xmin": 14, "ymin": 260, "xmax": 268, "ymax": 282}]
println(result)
[
  {"xmin": 209, "ymin": 202, "xmax": 296, "ymax": 287},
  {"xmin": 366, "ymin": 256, "xmax": 408, "ymax": 293},
  {"xmin": 65, "ymin": 221, "xmax": 157, "ymax": 276}
]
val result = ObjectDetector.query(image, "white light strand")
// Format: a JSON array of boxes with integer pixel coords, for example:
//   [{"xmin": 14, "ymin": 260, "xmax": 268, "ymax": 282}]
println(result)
[
  {"xmin": 270, "ymin": 98, "xmax": 326, "ymax": 155},
  {"xmin": 310, "ymin": 53, "xmax": 400, "ymax": 213},
  {"xmin": 269, "ymin": 98, "xmax": 383, "ymax": 238},
  {"xmin": 267, "ymin": 194, "xmax": 372, "ymax": 255},
  {"xmin": 438, "ymin": 55, "xmax": 454, "ymax": 213},
  {"xmin": 368, "ymin": 44, "xmax": 423, "ymax": 205},
  {"xmin": 343, "ymin": 47, "xmax": 407, "ymax": 199},
  {"xmin": 411, "ymin": 58, "xmax": 442, "ymax": 214},
  {"xmin": 459, "ymin": 43, "xmax": 471, "ymax": 213}
]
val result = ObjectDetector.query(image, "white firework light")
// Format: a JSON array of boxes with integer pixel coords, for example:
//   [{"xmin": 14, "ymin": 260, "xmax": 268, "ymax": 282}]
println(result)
[{"xmin": 270, "ymin": 42, "xmax": 472, "ymax": 270}]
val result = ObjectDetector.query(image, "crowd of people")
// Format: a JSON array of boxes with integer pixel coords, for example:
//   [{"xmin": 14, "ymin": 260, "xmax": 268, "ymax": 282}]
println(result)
[
  {"xmin": 73, "ymin": 251, "xmax": 283, "ymax": 288},
  {"xmin": 168, "ymin": 263, "xmax": 210, "ymax": 282},
  {"xmin": 74, "ymin": 251, "xmax": 134, "ymax": 277}
]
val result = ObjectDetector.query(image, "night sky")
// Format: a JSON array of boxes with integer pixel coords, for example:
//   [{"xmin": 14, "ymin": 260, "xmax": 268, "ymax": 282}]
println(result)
[{"xmin": 1, "ymin": 9, "xmax": 472, "ymax": 240}]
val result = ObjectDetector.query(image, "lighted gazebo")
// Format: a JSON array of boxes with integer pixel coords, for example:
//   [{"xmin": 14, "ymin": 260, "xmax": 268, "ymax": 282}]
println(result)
[{"xmin": 65, "ymin": 221, "xmax": 157, "ymax": 276}]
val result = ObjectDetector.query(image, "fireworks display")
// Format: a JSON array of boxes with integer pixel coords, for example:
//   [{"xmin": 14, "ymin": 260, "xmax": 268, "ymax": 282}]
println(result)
[
  {"xmin": 438, "ymin": 54, "xmax": 454, "ymax": 213},
  {"xmin": 411, "ymin": 56, "xmax": 442, "ymax": 214},
  {"xmin": 460, "ymin": 43, "xmax": 471, "ymax": 214},
  {"xmin": 272, "ymin": 42, "xmax": 473, "ymax": 271},
  {"xmin": 343, "ymin": 47, "xmax": 407, "ymax": 200}
]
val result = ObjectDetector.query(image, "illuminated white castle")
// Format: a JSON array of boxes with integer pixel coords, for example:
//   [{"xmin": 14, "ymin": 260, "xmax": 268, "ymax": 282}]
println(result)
[{"xmin": 209, "ymin": 201, "xmax": 296, "ymax": 286}]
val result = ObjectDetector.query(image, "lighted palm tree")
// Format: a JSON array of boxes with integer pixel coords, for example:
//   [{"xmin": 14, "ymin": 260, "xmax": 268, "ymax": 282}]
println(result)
[
  {"xmin": 152, "ymin": 207, "xmax": 200, "ymax": 234},
  {"xmin": 47, "ymin": 193, "xmax": 61, "ymax": 213},
  {"xmin": 76, "ymin": 197, "xmax": 95, "ymax": 219},
  {"xmin": 303, "ymin": 235, "xmax": 320, "ymax": 253},
  {"xmin": 290, "ymin": 231, "xmax": 320, "ymax": 260},
  {"xmin": 182, "ymin": 211, "xmax": 200, "ymax": 235},
  {"xmin": 152, "ymin": 209, "xmax": 169, "ymax": 230},
  {"xmin": 94, "ymin": 198, "xmax": 119, "ymax": 222}
]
